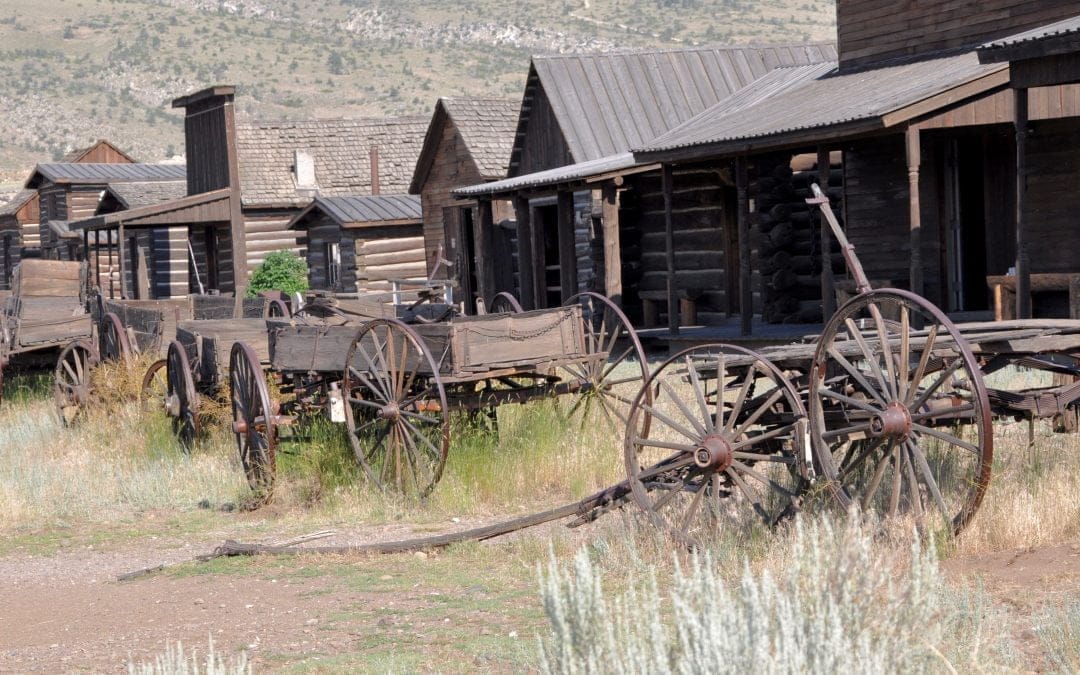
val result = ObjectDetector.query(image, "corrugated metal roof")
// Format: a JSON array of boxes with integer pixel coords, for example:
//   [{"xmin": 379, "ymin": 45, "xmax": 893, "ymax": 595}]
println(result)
[
  {"xmin": 303, "ymin": 194, "xmax": 421, "ymax": 228},
  {"xmin": 980, "ymin": 14, "xmax": 1080, "ymax": 54},
  {"xmin": 636, "ymin": 50, "xmax": 1007, "ymax": 158},
  {"xmin": 27, "ymin": 163, "xmax": 186, "ymax": 187},
  {"xmin": 236, "ymin": 117, "xmax": 429, "ymax": 207},
  {"xmin": 455, "ymin": 152, "xmax": 642, "ymax": 197},
  {"xmin": 512, "ymin": 43, "xmax": 837, "ymax": 172},
  {"xmin": 104, "ymin": 180, "xmax": 188, "ymax": 210}
]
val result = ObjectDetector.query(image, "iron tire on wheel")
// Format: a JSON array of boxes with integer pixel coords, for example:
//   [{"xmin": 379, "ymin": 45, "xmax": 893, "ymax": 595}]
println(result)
[
  {"xmin": 624, "ymin": 344, "xmax": 808, "ymax": 548},
  {"xmin": 140, "ymin": 358, "xmax": 167, "ymax": 413},
  {"xmin": 99, "ymin": 311, "xmax": 133, "ymax": 364},
  {"xmin": 342, "ymin": 319, "xmax": 450, "ymax": 498},
  {"xmin": 488, "ymin": 291, "xmax": 524, "ymax": 314},
  {"xmin": 808, "ymin": 288, "xmax": 993, "ymax": 537},
  {"xmin": 166, "ymin": 340, "xmax": 200, "ymax": 450},
  {"xmin": 229, "ymin": 341, "xmax": 278, "ymax": 497},
  {"xmin": 54, "ymin": 339, "xmax": 99, "ymax": 425}
]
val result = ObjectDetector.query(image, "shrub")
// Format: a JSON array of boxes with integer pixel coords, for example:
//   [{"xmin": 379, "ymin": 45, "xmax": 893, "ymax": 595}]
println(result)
[{"xmin": 246, "ymin": 249, "xmax": 308, "ymax": 297}]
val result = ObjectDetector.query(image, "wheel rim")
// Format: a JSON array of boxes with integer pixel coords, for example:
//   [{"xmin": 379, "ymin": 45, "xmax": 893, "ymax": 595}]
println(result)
[
  {"xmin": 343, "ymin": 319, "xmax": 449, "ymax": 498},
  {"xmin": 100, "ymin": 312, "xmax": 132, "ymax": 364},
  {"xmin": 140, "ymin": 359, "xmax": 168, "ymax": 413},
  {"xmin": 266, "ymin": 299, "xmax": 290, "ymax": 319},
  {"xmin": 230, "ymin": 341, "xmax": 277, "ymax": 495},
  {"xmin": 560, "ymin": 292, "xmax": 652, "ymax": 439},
  {"xmin": 166, "ymin": 340, "xmax": 199, "ymax": 449},
  {"xmin": 489, "ymin": 292, "xmax": 524, "ymax": 314},
  {"xmin": 54, "ymin": 339, "xmax": 98, "ymax": 425},
  {"xmin": 808, "ymin": 289, "xmax": 993, "ymax": 536},
  {"xmin": 625, "ymin": 344, "xmax": 808, "ymax": 547}
]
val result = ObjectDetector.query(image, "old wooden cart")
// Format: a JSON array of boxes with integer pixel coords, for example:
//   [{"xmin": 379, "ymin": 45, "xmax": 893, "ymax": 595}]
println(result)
[{"xmin": 228, "ymin": 289, "xmax": 650, "ymax": 497}]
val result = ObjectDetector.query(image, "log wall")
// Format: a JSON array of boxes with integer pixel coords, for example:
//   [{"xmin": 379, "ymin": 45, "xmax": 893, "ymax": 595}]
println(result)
[
  {"xmin": 304, "ymin": 214, "xmax": 427, "ymax": 293},
  {"xmin": 242, "ymin": 208, "xmax": 305, "ymax": 275}
]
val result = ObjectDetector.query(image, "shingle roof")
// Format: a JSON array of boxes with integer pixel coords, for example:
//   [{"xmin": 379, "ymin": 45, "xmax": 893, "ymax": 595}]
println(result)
[
  {"xmin": 978, "ymin": 14, "xmax": 1080, "ymax": 62},
  {"xmin": 289, "ymin": 194, "xmax": 422, "ymax": 230},
  {"xmin": 25, "ymin": 163, "xmax": 186, "ymax": 188},
  {"xmin": 510, "ymin": 43, "xmax": 837, "ymax": 174},
  {"xmin": 0, "ymin": 189, "xmax": 36, "ymax": 217},
  {"xmin": 635, "ymin": 50, "xmax": 1007, "ymax": 159},
  {"xmin": 103, "ymin": 180, "xmax": 188, "ymax": 210},
  {"xmin": 236, "ymin": 117, "xmax": 429, "ymax": 208},
  {"xmin": 410, "ymin": 97, "xmax": 519, "ymax": 193}
]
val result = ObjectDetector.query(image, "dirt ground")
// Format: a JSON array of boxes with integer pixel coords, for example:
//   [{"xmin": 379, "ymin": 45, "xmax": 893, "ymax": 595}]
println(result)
[{"xmin": 1, "ymin": 516, "xmax": 1078, "ymax": 673}]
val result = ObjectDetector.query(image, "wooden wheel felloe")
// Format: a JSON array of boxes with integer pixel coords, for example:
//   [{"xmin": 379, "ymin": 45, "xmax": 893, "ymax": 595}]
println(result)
[
  {"xmin": 808, "ymin": 289, "xmax": 993, "ymax": 536},
  {"xmin": 343, "ymin": 319, "xmax": 449, "ymax": 498},
  {"xmin": 54, "ymin": 339, "xmax": 98, "ymax": 425},
  {"xmin": 488, "ymin": 292, "xmax": 524, "ymax": 314},
  {"xmin": 229, "ymin": 341, "xmax": 277, "ymax": 496},
  {"xmin": 560, "ymin": 292, "xmax": 651, "ymax": 437},
  {"xmin": 140, "ymin": 358, "xmax": 167, "ymax": 413},
  {"xmin": 266, "ymin": 299, "xmax": 290, "ymax": 319},
  {"xmin": 624, "ymin": 344, "xmax": 808, "ymax": 547},
  {"xmin": 99, "ymin": 311, "xmax": 133, "ymax": 363},
  {"xmin": 166, "ymin": 340, "xmax": 200, "ymax": 449}
]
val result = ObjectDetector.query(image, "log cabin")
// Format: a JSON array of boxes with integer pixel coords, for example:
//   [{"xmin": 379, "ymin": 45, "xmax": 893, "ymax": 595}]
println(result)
[
  {"xmin": 287, "ymin": 194, "xmax": 423, "ymax": 293},
  {"xmin": 0, "ymin": 139, "xmax": 136, "ymax": 289},
  {"xmin": 409, "ymin": 97, "xmax": 518, "ymax": 313},
  {"xmin": 72, "ymin": 86, "xmax": 427, "ymax": 301},
  {"xmin": 455, "ymin": 43, "xmax": 836, "ymax": 329}
]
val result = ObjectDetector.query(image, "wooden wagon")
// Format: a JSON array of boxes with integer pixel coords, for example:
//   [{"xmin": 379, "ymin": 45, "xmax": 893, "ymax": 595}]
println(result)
[{"xmin": 227, "ymin": 290, "xmax": 650, "ymax": 497}]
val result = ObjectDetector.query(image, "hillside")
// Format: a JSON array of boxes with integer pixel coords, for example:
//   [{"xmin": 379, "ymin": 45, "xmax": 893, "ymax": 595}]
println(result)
[{"xmin": 0, "ymin": 0, "xmax": 836, "ymax": 184}]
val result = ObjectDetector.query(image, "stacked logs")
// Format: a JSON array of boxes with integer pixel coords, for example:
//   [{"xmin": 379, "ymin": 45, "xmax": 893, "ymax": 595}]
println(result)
[{"xmin": 752, "ymin": 154, "xmax": 844, "ymax": 324}]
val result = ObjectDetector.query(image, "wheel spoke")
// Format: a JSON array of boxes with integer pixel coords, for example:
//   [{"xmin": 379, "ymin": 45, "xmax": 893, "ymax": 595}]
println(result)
[
  {"xmin": 817, "ymin": 386, "xmax": 881, "ymax": 415},
  {"xmin": 907, "ymin": 439, "xmax": 952, "ymax": 530},
  {"xmin": 658, "ymin": 379, "xmax": 708, "ymax": 437},
  {"xmin": 723, "ymin": 363, "xmax": 758, "ymax": 434},
  {"xmin": 730, "ymin": 460, "xmax": 798, "ymax": 499},
  {"xmin": 888, "ymin": 443, "xmax": 902, "ymax": 518},
  {"xmin": 725, "ymin": 467, "xmax": 769, "ymax": 521},
  {"xmin": 868, "ymin": 303, "xmax": 897, "ymax": 401},
  {"xmin": 677, "ymin": 478, "xmax": 708, "ymax": 535},
  {"xmin": 910, "ymin": 358, "xmax": 964, "ymax": 413},
  {"xmin": 632, "ymin": 437, "xmax": 697, "ymax": 453},
  {"xmin": 686, "ymin": 357, "xmax": 713, "ymax": 431},
  {"xmin": 826, "ymin": 346, "xmax": 888, "ymax": 406},
  {"xmin": 639, "ymin": 402, "xmax": 703, "ymax": 443},
  {"xmin": 910, "ymin": 423, "xmax": 981, "ymax": 455},
  {"xmin": 730, "ymin": 387, "xmax": 785, "ymax": 438},
  {"xmin": 844, "ymin": 317, "xmax": 891, "ymax": 401},
  {"xmin": 898, "ymin": 305, "xmax": 911, "ymax": 403},
  {"xmin": 902, "ymin": 442, "xmax": 926, "ymax": 525},
  {"xmin": 905, "ymin": 324, "xmax": 939, "ymax": 406},
  {"xmin": 729, "ymin": 421, "xmax": 799, "ymax": 452},
  {"xmin": 715, "ymin": 353, "xmax": 727, "ymax": 431},
  {"xmin": 860, "ymin": 438, "xmax": 896, "ymax": 509}
]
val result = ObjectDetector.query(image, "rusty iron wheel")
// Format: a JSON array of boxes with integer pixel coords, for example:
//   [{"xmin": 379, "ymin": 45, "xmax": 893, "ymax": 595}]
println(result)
[
  {"xmin": 266, "ymin": 299, "xmax": 290, "ymax": 319},
  {"xmin": 808, "ymin": 288, "xmax": 993, "ymax": 537},
  {"xmin": 99, "ymin": 311, "xmax": 133, "ymax": 364},
  {"xmin": 230, "ymin": 341, "xmax": 278, "ymax": 497},
  {"xmin": 54, "ymin": 339, "xmax": 99, "ymax": 426},
  {"xmin": 488, "ymin": 291, "xmax": 524, "ymax": 314},
  {"xmin": 166, "ymin": 340, "xmax": 200, "ymax": 451},
  {"xmin": 561, "ymin": 292, "xmax": 652, "ymax": 440},
  {"xmin": 624, "ymin": 344, "xmax": 808, "ymax": 548},
  {"xmin": 343, "ymin": 318, "xmax": 449, "ymax": 498},
  {"xmin": 140, "ymin": 358, "xmax": 168, "ymax": 413}
]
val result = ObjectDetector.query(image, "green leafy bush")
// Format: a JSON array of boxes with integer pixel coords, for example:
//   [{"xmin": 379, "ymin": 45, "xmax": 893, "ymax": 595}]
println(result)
[{"xmin": 246, "ymin": 250, "xmax": 308, "ymax": 296}]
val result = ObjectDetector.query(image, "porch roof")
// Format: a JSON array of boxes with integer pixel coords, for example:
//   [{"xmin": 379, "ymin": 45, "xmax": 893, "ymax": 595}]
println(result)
[
  {"xmin": 71, "ymin": 189, "xmax": 232, "ymax": 231},
  {"xmin": 454, "ymin": 152, "xmax": 658, "ymax": 198},
  {"xmin": 288, "ymin": 194, "xmax": 422, "ymax": 230},
  {"xmin": 978, "ymin": 14, "xmax": 1080, "ymax": 63}
]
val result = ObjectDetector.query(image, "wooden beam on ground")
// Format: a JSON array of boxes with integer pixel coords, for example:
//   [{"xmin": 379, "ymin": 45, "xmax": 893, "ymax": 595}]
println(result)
[
  {"xmin": 1015, "ymin": 87, "xmax": 1031, "ymax": 320},
  {"xmin": 736, "ymin": 157, "xmax": 752, "ymax": 336},
  {"xmin": 906, "ymin": 126, "xmax": 923, "ymax": 299},
  {"xmin": 818, "ymin": 146, "xmax": 836, "ymax": 320},
  {"xmin": 663, "ymin": 164, "xmax": 679, "ymax": 334},
  {"xmin": 557, "ymin": 191, "xmax": 577, "ymax": 304},
  {"xmin": 601, "ymin": 181, "xmax": 622, "ymax": 307},
  {"xmin": 513, "ymin": 196, "xmax": 535, "ymax": 310}
]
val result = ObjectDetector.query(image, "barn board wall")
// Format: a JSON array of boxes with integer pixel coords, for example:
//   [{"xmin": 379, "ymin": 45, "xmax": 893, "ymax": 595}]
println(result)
[
  {"xmin": 514, "ymin": 82, "xmax": 575, "ymax": 176},
  {"xmin": 1024, "ymin": 118, "xmax": 1080, "ymax": 275},
  {"xmin": 837, "ymin": 0, "xmax": 1080, "ymax": 69}
]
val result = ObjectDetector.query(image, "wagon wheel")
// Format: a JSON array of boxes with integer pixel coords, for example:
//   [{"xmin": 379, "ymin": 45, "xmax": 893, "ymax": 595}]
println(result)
[
  {"xmin": 266, "ymin": 299, "xmax": 290, "ymax": 319},
  {"xmin": 166, "ymin": 340, "xmax": 200, "ymax": 449},
  {"xmin": 488, "ymin": 292, "xmax": 524, "ymax": 314},
  {"xmin": 808, "ymin": 288, "xmax": 993, "ymax": 536},
  {"xmin": 342, "ymin": 319, "xmax": 450, "ymax": 497},
  {"xmin": 54, "ymin": 339, "xmax": 99, "ymax": 425},
  {"xmin": 292, "ymin": 303, "xmax": 350, "ymax": 326},
  {"xmin": 560, "ymin": 292, "xmax": 652, "ymax": 438},
  {"xmin": 140, "ymin": 358, "xmax": 167, "ymax": 413},
  {"xmin": 624, "ymin": 344, "xmax": 808, "ymax": 547},
  {"xmin": 230, "ymin": 341, "xmax": 278, "ymax": 496},
  {"xmin": 99, "ymin": 311, "xmax": 133, "ymax": 364}
]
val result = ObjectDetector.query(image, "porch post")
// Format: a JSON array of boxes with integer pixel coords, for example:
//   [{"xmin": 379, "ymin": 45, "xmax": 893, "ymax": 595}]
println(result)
[
  {"xmin": 817, "ymin": 146, "xmax": 836, "ymax": 321},
  {"xmin": 906, "ymin": 126, "xmax": 923, "ymax": 298},
  {"xmin": 601, "ymin": 179, "xmax": 623, "ymax": 307},
  {"xmin": 1014, "ymin": 87, "xmax": 1031, "ymax": 319},
  {"xmin": 557, "ymin": 190, "xmax": 577, "ymax": 303},
  {"xmin": 476, "ymin": 197, "xmax": 495, "ymax": 306},
  {"xmin": 662, "ymin": 164, "xmax": 680, "ymax": 334},
  {"xmin": 513, "ymin": 195, "xmax": 536, "ymax": 310},
  {"xmin": 118, "ymin": 221, "xmax": 127, "ymax": 300},
  {"xmin": 736, "ymin": 156, "xmax": 752, "ymax": 336}
]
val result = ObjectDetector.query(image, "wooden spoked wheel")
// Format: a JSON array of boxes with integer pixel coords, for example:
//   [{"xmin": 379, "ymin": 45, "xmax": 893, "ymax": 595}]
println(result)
[
  {"xmin": 229, "ymin": 341, "xmax": 278, "ymax": 496},
  {"xmin": 808, "ymin": 289, "xmax": 993, "ymax": 536},
  {"xmin": 99, "ymin": 312, "xmax": 133, "ymax": 363},
  {"xmin": 560, "ymin": 292, "xmax": 652, "ymax": 438},
  {"xmin": 166, "ymin": 340, "xmax": 199, "ymax": 449},
  {"xmin": 266, "ymin": 299, "xmax": 290, "ymax": 319},
  {"xmin": 624, "ymin": 344, "xmax": 808, "ymax": 547},
  {"xmin": 54, "ymin": 339, "xmax": 99, "ymax": 425},
  {"xmin": 140, "ymin": 358, "xmax": 168, "ymax": 413},
  {"xmin": 488, "ymin": 292, "xmax": 524, "ymax": 314},
  {"xmin": 291, "ymin": 304, "xmax": 350, "ymax": 326},
  {"xmin": 342, "ymin": 319, "xmax": 449, "ymax": 498}
]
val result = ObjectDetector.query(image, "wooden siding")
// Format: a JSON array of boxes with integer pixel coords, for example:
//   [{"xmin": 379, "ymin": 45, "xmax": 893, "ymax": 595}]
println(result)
[
  {"xmin": 242, "ymin": 208, "xmax": 305, "ymax": 275},
  {"xmin": 75, "ymin": 143, "xmax": 135, "ymax": 164},
  {"xmin": 837, "ymin": 0, "xmax": 1080, "ymax": 69},
  {"xmin": 913, "ymin": 84, "xmax": 1080, "ymax": 130},
  {"xmin": 304, "ymin": 214, "xmax": 426, "ymax": 293},
  {"xmin": 514, "ymin": 81, "xmax": 575, "ymax": 176},
  {"xmin": 1024, "ymin": 118, "xmax": 1080, "ymax": 276},
  {"xmin": 183, "ymin": 97, "xmax": 233, "ymax": 195},
  {"xmin": 419, "ymin": 115, "xmax": 485, "ymax": 276}
]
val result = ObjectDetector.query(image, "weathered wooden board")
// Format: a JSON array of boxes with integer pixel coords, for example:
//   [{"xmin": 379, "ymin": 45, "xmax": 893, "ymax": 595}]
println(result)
[
  {"xmin": 176, "ymin": 319, "xmax": 270, "ymax": 388},
  {"xmin": 449, "ymin": 306, "xmax": 586, "ymax": 373},
  {"xmin": 105, "ymin": 298, "xmax": 194, "ymax": 356}
]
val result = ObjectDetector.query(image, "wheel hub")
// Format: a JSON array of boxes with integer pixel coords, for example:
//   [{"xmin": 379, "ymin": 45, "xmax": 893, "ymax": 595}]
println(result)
[
  {"xmin": 870, "ymin": 402, "xmax": 912, "ymax": 439},
  {"xmin": 693, "ymin": 434, "xmax": 735, "ymax": 472},
  {"xmin": 379, "ymin": 401, "xmax": 400, "ymax": 421}
]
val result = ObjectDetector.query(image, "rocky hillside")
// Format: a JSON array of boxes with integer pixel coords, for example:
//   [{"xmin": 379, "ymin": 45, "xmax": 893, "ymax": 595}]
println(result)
[{"xmin": 0, "ymin": 0, "xmax": 835, "ymax": 185}]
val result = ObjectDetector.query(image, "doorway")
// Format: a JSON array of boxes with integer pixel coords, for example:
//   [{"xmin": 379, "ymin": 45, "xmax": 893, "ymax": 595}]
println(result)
[{"xmin": 943, "ymin": 136, "xmax": 989, "ymax": 313}]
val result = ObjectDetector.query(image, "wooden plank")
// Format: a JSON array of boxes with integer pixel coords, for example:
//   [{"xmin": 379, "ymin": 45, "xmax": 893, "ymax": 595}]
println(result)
[
  {"xmin": 449, "ymin": 306, "xmax": 585, "ymax": 374},
  {"xmin": 1015, "ymin": 87, "xmax": 1031, "ymax": 320},
  {"xmin": 601, "ymin": 181, "xmax": 622, "ymax": 306},
  {"xmin": 736, "ymin": 157, "xmax": 751, "ymax": 336},
  {"xmin": 662, "ymin": 164, "xmax": 679, "ymax": 334},
  {"xmin": 556, "ymin": 191, "xmax": 577, "ymax": 304},
  {"xmin": 906, "ymin": 126, "xmax": 923, "ymax": 299},
  {"xmin": 514, "ymin": 196, "xmax": 536, "ymax": 311}
]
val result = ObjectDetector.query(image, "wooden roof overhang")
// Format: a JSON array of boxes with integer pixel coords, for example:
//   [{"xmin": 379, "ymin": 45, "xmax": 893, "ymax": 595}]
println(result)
[
  {"xmin": 978, "ymin": 15, "xmax": 1080, "ymax": 88},
  {"xmin": 72, "ymin": 189, "xmax": 231, "ymax": 232},
  {"xmin": 287, "ymin": 195, "xmax": 423, "ymax": 231},
  {"xmin": 453, "ymin": 153, "xmax": 661, "ymax": 201}
]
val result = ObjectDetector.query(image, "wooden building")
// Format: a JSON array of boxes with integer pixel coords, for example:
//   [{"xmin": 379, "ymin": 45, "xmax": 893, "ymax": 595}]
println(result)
[
  {"xmin": 73, "ymin": 86, "xmax": 427, "ymax": 300},
  {"xmin": 456, "ymin": 44, "xmax": 836, "ymax": 326},
  {"xmin": 0, "ymin": 139, "xmax": 136, "ymax": 289},
  {"xmin": 288, "ymin": 194, "xmax": 423, "ymax": 293},
  {"xmin": 409, "ymin": 97, "xmax": 518, "ymax": 312}
]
